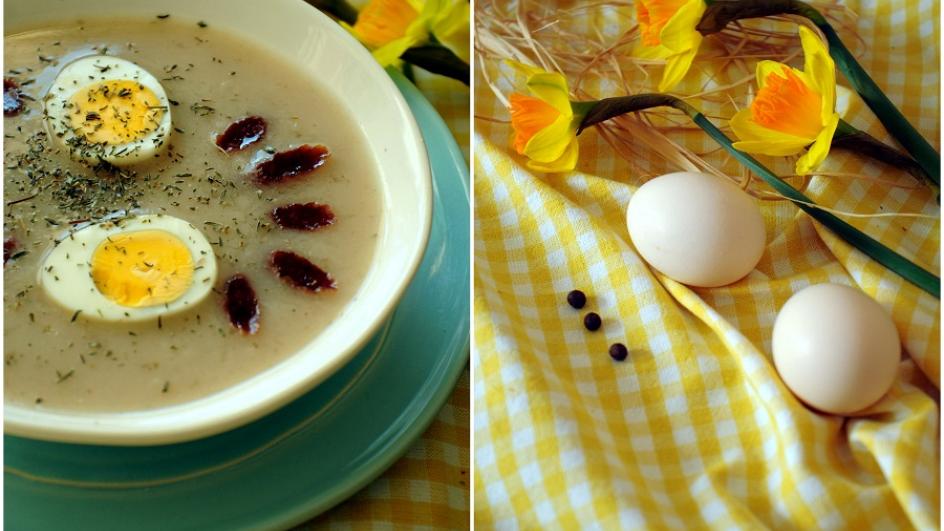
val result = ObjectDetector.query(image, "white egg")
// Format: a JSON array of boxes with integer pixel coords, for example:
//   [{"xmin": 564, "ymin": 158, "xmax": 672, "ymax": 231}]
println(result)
[
  {"xmin": 773, "ymin": 284, "xmax": 900, "ymax": 415},
  {"xmin": 626, "ymin": 171, "xmax": 766, "ymax": 287},
  {"xmin": 43, "ymin": 55, "xmax": 172, "ymax": 166},
  {"xmin": 38, "ymin": 214, "xmax": 217, "ymax": 323}
]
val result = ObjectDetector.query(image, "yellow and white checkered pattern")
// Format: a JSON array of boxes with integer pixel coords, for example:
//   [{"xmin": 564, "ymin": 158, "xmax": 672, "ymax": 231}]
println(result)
[
  {"xmin": 474, "ymin": 0, "xmax": 939, "ymax": 529},
  {"xmin": 298, "ymin": 70, "xmax": 470, "ymax": 529}
]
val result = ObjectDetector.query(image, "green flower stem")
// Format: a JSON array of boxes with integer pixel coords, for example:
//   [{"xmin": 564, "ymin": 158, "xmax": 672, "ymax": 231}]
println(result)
[
  {"xmin": 401, "ymin": 44, "xmax": 470, "ymax": 85},
  {"xmin": 698, "ymin": 0, "xmax": 940, "ymax": 187},
  {"xmin": 833, "ymin": 119, "xmax": 937, "ymax": 195},
  {"xmin": 577, "ymin": 95, "xmax": 940, "ymax": 297},
  {"xmin": 302, "ymin": 0, "xmax": 470, "ymax": 85}
]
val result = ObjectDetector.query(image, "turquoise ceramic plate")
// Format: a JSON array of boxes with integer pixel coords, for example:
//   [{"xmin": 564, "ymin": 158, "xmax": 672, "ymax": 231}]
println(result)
[{"xmin": 4, "ymin": 70, "xmax": 470, "ymax": 530}]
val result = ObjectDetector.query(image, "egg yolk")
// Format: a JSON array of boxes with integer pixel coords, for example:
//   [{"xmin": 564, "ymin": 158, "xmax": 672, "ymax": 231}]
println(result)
[
  {"xmin": 91, "ymin": 230, "xmax": 194, "ymax": 307},
  {"xmin": 68, "ymin": 80, "xmax": 164, "ymax": 145}
]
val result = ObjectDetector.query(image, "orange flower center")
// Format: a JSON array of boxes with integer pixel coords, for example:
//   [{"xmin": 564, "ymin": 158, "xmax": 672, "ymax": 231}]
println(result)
[
  {"xmin": 509, "ymin": 93, "xmax": 561, "ymax": 154},
  {"xmin": 750, "ymin": 67, "xmax": 823, "ymax": 139},
  {"xmin": 352, "ymin": 0, "xmax": 419, "ymax": 48},
  {"xmin": 636, "ymin": 0, "xmax": 687, "ymax": 47}
]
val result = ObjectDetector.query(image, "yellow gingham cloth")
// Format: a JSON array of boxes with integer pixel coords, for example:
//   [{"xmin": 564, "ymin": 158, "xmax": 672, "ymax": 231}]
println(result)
[
  {"xmin": 297, "ymin": 70, "xmax": 471, "ymax": 529},
  {"xmin": 473, "ymin": 0, "xmax": 940, "ymax": 529}
]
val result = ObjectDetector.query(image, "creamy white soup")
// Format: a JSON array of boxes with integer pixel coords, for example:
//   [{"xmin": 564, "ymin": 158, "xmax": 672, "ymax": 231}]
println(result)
[{"xmin": 4, "ymin": 16, "xmax": 382, "ymax": 411}]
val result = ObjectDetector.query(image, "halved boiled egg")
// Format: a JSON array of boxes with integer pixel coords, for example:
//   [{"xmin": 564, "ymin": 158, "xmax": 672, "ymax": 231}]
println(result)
[
  {"xmin": 38, "ymin": 214, "xmax": 217, "ymax": 322},
  {"xmin": 44, "ymin": 55, "xmax": 172, "ymax": 166}
]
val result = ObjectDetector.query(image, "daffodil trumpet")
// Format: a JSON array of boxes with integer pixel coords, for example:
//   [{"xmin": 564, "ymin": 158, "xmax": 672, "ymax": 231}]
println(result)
[
  {"xmin": 696, "ymin": 0, "xmax": 940, "ymax": 188},
  {"xmin": 573, "ymin": 93, "xmax": 940, "ymax": 297}
]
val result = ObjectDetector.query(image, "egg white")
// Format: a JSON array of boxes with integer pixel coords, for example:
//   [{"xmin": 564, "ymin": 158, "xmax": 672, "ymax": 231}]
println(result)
[
  {"xmin": 38, "ymin": 214, "xmax": 217, "ymax": 323},
  {"xmin": 43, "ymin": 55, "xmax": 172, "ymax": 166}
]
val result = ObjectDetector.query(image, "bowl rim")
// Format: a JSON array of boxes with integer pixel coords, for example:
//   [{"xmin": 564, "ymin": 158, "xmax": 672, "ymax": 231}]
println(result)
[{"xmin": 3, "ymin": 0, "xmax": 433, "ymax": 445}]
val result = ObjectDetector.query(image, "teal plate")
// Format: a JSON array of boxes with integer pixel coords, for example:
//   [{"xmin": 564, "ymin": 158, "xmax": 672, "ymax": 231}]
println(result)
[{"xmin": 4, "ymin": 70, "xmax": 470, "ymax": 531}]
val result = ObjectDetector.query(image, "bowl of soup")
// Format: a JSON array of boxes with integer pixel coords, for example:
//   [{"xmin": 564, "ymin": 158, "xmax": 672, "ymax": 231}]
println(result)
[{"xmin": 4, "ymin": 0, "xmax": 432, "ymax": 444}]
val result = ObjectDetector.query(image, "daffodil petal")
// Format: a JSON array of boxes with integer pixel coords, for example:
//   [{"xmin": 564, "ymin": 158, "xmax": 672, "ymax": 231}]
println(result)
[
  {"xmin": 730, "ymin": 108, "xmax": 814, "ymax": 147},
  {"xmin": 658, "ymin": 0, "xmax": 706, "ymax": 53},
  {"xmin": 371, "ymin": 33, "xmax": 424, "ymax": 66},
  {"xmin": 732, "ymin": 140, "xmax": 812, "ymax": 157},
  {"xmin": 634, "ymin": 43, "xmax": 670, "ymax": 60},
  {"xmin": 798, "ymin": 26, "xmax": 836, "ymax": 123},
  {"xmin": 431, "ymin": 1, "xmax": 470, "ymax": 63},
  {"xmin": 526, "ymin": 72, "xmax": 573, "ymax": 115},
  {"xmin": 503, "ymin": 61, "xmax": 572, "ymax": 114},
  {"xmin": 795, "ymin": 112, "xmax": 839, "ymax": 174},
  {"xmin": 522, "ymin": 114, "xmax": 575, "ymax": 163},
  {"xmin": 729, "ymin": 108, "xmax": 813, "ymax": 155},
  {"xmin": 505, "ymin": 60, "xmax": 547, "ymax": 78},
  {"xmin": 406, "ymin": 14, "xmax": 432, "ymax": 41},
  {"xmin": 653, "ymin": 0, "xmax": 705, "ymax": 91},
  {"xmin": 414, "ymin": 0, "xmax": 442, "ymax": 28},
  {"xmin": 659, "ymin": 47, "xmax": 699, "ymax": 92},
  {"xmin": 526, "ymin": 137, "xmax": 579, "ymax": 173}
]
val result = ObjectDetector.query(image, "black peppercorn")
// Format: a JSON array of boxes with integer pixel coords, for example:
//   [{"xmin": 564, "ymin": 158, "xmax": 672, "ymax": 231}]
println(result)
[
  {"xmin": 583, "ymin": 312, "xmax": 601, "ymax": 331},
  {"xmin": 609, "ymin": 343, "xmax": 628, "ymax": 361},
  {"xmin": 567, "ymin": 290, "xmax": 586, "ymax": 309}
]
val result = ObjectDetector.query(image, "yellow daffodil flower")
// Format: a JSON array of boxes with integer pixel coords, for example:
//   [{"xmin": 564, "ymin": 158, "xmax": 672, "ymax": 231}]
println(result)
[
  {"xmin": 350, "ymin": 0, "xmax": 469, "ymax": 67},
  {"xmin": 635, "ymin": 0, "xmax": 707, "ymax": 92},
  {"xmin": 730, "ymin": 26, "xmax": 840, "ymax": 175},
  {"xmin": 508, "ymin": 63, "xmax": 586, "ymax": 173}
]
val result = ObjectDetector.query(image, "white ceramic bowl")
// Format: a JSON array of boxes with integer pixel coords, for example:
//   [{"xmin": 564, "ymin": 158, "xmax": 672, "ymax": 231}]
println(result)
[{"xmin": 4, "ymin": 0, "xmax": 432, "ymax": 444}]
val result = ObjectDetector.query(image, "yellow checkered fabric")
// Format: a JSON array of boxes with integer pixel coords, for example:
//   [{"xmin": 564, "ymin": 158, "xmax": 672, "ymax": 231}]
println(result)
[
  {"xmin": 297, "ymin": 67, "xmax": 471, "ymax": 528},
  {"xmin": 473, "ymin": 0, "xmax": 939, "ymax": 529}
]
